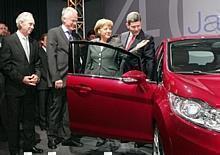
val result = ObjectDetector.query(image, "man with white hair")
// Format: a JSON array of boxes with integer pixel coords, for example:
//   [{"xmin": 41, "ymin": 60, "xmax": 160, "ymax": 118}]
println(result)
[
  {"xmin": 47, "ymin": 7, "xmax": 82, "ymax": 149},
  {"xmin": 0, "ymin": 12, "xmax": 43, "ymax": 155}
]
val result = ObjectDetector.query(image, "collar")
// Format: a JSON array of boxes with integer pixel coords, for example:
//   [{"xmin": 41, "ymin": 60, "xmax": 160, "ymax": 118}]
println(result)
[
  {"xmin": 42, "ymin": 46, "xmax": 46, "ymax": 52},
  {"xmin": 62, "ymin": 24, "xmax": 71, "ymax": 33},
  {"xmin": 16, "ymin": 30, "xmax": 28, "ymax": 40},
  {"xmin": 16, "ymin": 30, "xmax": 28, "ymax": 39}
]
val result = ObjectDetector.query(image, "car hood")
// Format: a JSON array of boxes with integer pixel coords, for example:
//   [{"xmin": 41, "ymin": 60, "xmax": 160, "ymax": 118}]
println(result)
[{"xmin": 165, "ymin": 73, "xmax": 220, "ymax": 107}]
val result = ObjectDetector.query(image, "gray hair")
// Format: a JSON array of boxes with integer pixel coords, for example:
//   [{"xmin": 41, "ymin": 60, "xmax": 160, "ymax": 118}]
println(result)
[
  {"xmin": 61, "ymin": 7, "xmax": 78, "ymax": 22},
  {"xmin": 16, "ymin": 12, "xmax": 35, "ymax": 29},
  {"xmin": 126, "ymin": 11, "xmax": 141, "ymax": 24}
]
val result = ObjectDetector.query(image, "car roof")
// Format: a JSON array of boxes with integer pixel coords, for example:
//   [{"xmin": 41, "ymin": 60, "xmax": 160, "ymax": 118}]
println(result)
[{"xmin": 163, "ymin": 34, "xmax": 220, "ymax": 43}]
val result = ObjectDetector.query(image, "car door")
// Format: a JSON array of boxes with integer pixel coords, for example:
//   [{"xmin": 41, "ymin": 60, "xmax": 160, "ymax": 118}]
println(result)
[{"xmin": 67, "ymin": 40, "xmax": 155, "ymax": 142}]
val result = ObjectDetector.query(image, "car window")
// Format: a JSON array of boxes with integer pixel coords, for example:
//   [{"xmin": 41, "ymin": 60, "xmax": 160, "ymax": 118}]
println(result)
[
  {"xmin": 169, "ymin": 39, "xmax": 220, "ymax": 73},
  {"xmin": 155, "ymin": 44, "xmax": 164, "ymax": 83},
  {"xmin": 68, "ymin": 40, "xmax": 142, "ymax": 78}
]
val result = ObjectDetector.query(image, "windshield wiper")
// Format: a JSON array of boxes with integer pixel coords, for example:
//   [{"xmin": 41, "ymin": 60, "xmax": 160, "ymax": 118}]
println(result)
[
  {"xmin": 175, "ymin": 70, "xmax": 216, "ymax": 74},
  {"xmin": 206, "ymin": 69, "xmax": 220, "ymax": 73}
]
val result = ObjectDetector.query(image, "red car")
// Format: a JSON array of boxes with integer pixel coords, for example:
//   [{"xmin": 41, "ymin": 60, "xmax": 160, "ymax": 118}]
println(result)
[{"xmin": 67, "ymin": 36, "xmax": 220, "ymax": 155}]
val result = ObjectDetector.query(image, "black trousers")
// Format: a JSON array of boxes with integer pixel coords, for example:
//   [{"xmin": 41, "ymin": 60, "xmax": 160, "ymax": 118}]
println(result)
[
  {"xmin": 47, "ymin": 87, "xmax": 66, "ymax": 141},
  {"xmin": 6, "ymin": 88, "xmax": 36, "ymax": 152},
  {"xmin": 37, "ymin": 89, "xmax": 49, "ymax": 128},
  {"xmin": 0, "ymin": 73, "xmax": 7, "ymax": 141}
]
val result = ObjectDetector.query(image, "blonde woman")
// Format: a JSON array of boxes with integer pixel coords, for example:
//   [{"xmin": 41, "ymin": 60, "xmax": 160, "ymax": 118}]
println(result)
[{"xmin": 85, "ymin": 18, "xmax": 122, "ymax": 76}]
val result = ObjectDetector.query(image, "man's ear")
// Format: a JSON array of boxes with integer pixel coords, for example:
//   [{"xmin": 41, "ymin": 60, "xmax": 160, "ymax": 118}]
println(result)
[{"xmin": 126, "ymin": 22, "xmax": 129, "ymax": 30}]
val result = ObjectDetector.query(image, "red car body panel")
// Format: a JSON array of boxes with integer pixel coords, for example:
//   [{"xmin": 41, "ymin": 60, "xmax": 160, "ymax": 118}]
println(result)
[
  {"xmin": 66, "ymin": 74, "xmax": 155, "ymax": 142},
  {"xmin": 153, "ymin": 36, "xmax": 220, "ymax": 155},
  {"xmin": 67, "ymin": 36, "xmax": 220, "ymax": 154}
]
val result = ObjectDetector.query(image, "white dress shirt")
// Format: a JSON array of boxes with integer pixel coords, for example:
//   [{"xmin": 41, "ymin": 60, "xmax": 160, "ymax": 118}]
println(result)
[{"xmin": 16, "ymin": 30, "xmax": 30, "ymax": 62}]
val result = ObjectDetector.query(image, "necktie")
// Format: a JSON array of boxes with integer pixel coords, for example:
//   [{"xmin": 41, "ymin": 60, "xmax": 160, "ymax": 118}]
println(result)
[
  {"xmin": 24, "ymin": 37, "xmax": 30, "ymax": 62},
  {"xmin": 67, "ymin": 31, "xmax": 73, "ymax": 41},
  {"xmin": 126, "ymin": 35, "xmax": 135, "ymax": 50}
]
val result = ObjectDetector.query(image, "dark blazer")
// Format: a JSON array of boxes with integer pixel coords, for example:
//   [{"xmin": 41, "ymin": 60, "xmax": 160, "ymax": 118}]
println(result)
[
  {"xmin": 47, "ymin": 26, "xmax": 81, "ymax": 87},
  {"xmin": 120, "ymin": 30, "xmax": 155, "ymax": 79},
  {"xmin": 37, "ymin": 47, "xmax": 48, "ymax": 90},
  {"xmin": 0, "ymin": 35, "xmax": 5, "ymax": 100},
  {"xmin": 0, "ymin": 33, "xmax": 41, "ymax": 96},
  {"xmin": 85, "ymin": 36, "xmax": 123, "ymax": 76}
]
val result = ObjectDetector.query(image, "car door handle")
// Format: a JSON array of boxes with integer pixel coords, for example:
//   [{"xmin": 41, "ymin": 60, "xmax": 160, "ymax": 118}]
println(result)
[{"xmin": 69, "ymin": 84, "xmax": 92, "ymax": 94}]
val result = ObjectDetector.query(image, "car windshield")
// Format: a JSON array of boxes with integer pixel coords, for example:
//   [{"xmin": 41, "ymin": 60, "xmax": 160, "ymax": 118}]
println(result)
[
  {"xmin": 169, "ymin": 39, "xmax": 220, "ymax": 74},
  {"xmin": 68, "ymin": 40, "xmax": 142, "ymax": 78}
]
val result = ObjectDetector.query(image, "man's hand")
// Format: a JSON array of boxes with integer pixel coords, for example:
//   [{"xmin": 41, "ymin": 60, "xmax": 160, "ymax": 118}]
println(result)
[
  {"xmin": 129, "ymin": 39, "xmax": 149, "ymax": 54},
  {"xmin": 30, "ymin": 74, "xmax": 40, "ymax": 84},
  {"xmin": 55, "ymin": 80, "xmax": 63, "ymax": 89},
  {"xmin": 22, "ymin": 74, "xmax": 39, "ymax": 86}
]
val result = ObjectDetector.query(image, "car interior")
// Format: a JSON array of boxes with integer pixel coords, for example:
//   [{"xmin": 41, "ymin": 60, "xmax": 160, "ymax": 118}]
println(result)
[
  {"xmin": 170, "ymin": 39, "xmax": 220, "ymax": 73},
  {"xmin": 68, "ymin": 40, "xmax": 142, "ymax": 78}
]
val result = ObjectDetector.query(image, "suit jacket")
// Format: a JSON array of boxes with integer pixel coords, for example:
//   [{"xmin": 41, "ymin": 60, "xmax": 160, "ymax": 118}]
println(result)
[
  {"xmin": 0, "ymin": 36, "xmax": 3, "ymax": 48},
  {"xmin": 47, "ymin": 26, "xmax": 81, "ymax": 87},
  {"xmin": 85, "ymin": 36, "xmax": 123, "ymax": 76},
  {"xmin": 120, "ymin": 30, "xmax": 155, "ymax": 79},
  {"xmin": 37, "ymin": 47, "xmax": 48, "ymax": 90},
  {"xmin": 0, "ymin": 33, "xmax": 41, "ymax": 96}
]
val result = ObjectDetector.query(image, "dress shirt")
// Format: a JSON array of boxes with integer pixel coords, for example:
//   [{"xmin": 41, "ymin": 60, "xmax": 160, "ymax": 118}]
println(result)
[
  {"xmin": 62, "ymin": 24, "xmax": 73, "ymax": 40},
  {"xmin": 42, "ymin": 46, "xmax": 46, "ymax": 52},
  {"xmin": 126, "ymin": 33, "xmax": 136, "ymax": 50},
  {"xmin": 17, "ymin": 30, "xmax": 30, "ymax": 62}
]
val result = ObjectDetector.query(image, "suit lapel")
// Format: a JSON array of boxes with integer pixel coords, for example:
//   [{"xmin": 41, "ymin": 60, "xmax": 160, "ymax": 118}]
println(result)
[
  {"xmin": 29, "ymin": 38, "xmax": 33, "ymax": 63},
  {"xmin": 121, "ymin": 32, "xmax": 129, "ymax": 47},
  {"xmin": 58, "ymin": 26, "xmax": 69, "ymax": 45},
  {"xmin": 128, "ymin": 30, "xmax": 145, "ymax": 51},
  {"xmin": 14, "ymin": 34, "xmax": 29, "ymax": 63},
  {"xmin": 129, "ymin": 37, "xmax": 141, "ymax": 50}
]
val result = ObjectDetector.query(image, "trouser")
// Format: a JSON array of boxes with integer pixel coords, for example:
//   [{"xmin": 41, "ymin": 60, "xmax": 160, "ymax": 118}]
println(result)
[
  {"xmin": 6, "ymin": 89, "xmax": 36, "ymax": 152},
  {"xmin": 47, "ymin": 87, "xmax": 67, "ymax": 141},
  {"xmin": 0, "ymin": 73, "xmax": 7, "ymax": 141},
  {"xmin": 37, "ymin": 89, "xmax": 49, "ymax": 128}
]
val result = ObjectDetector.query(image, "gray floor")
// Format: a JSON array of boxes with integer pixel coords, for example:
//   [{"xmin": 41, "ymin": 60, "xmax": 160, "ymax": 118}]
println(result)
[{"xmin": 0, "ymin": 126, "xmax": 153, "ymax": 155}]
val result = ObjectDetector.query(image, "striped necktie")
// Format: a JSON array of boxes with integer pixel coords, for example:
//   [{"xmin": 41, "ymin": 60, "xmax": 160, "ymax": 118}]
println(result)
[
  {"xmin": 67, "ymin": 31, "xmax": 73, "ymax": 41},
  {"xmin": 126, "ymin": 35, "xmax": 136, "ymax": 50}
]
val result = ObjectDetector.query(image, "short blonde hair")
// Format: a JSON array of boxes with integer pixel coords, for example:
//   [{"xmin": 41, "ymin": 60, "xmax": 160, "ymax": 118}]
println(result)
[{"xmin": 94, "ymin": 18, "xmax": 113, "ymax": 37}]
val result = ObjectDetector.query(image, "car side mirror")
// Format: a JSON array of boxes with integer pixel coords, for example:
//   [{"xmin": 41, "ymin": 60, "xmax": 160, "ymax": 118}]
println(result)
[{"xmin": 122, "ymin": 70, "xmax": 147, "ymax": 84}]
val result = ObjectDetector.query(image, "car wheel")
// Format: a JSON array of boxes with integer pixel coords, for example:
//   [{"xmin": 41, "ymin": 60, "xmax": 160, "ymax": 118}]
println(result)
[{"xmin": 153, "ymin": 125, "xmax": 165, "ymax": 155}]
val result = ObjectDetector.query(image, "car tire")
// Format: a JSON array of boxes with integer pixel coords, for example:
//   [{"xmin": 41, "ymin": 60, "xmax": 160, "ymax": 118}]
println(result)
[{"xmin": 152, "ymin": 125, "xmax": 165, "ymax": 155}]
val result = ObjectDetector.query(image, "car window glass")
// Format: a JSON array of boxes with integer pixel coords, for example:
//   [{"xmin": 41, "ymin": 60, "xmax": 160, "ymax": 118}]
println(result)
[
  {"xmin": 155, "ymin": 44, "xmax": 164, "ymax": 82},
  {"xmin": 170, "ymin": 39, "xmax": 220, "ymax": 73},
  {"xmin": 68, "ymin": 41, "xmax": 142, "ymax": 78}
]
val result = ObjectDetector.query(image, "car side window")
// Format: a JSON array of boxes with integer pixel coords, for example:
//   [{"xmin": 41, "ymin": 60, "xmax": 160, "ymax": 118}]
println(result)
[
  {"xmin": 156, "ymin": 53, "xmax": 163, "ymax": 83},
  {"xmin": 68, "ymin": 41, "xmax": 142, "ymax": 78},
  {"xmin": 154, "ymin": 43, "xmax": 164, "ymax": 83}
]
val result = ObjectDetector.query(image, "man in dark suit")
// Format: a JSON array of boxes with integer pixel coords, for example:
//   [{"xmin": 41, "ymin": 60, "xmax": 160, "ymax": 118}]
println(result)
[
  {"xmin": 120, "ymin": 11, "xmax": 155, "ymax": 79},
  {"xmin": 37, "ymin": 33, "xmax": 49, "ymax": 131},
  {"xmin": 47, "ymin": 6, "xmax": 82, "ymax": 149},
  {"xmin": 0, "ymin": 22, "xmax": 8, "ymax": 142},
  {"xmin": 0, "ymin": 12, "xmax": 43, "ymax": 155}
]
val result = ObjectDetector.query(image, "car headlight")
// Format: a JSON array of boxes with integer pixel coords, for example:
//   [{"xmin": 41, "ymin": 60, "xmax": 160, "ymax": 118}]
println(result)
[{"xmin": 168, "ymin": 92, "xmax": 220, "ymax": 132}]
